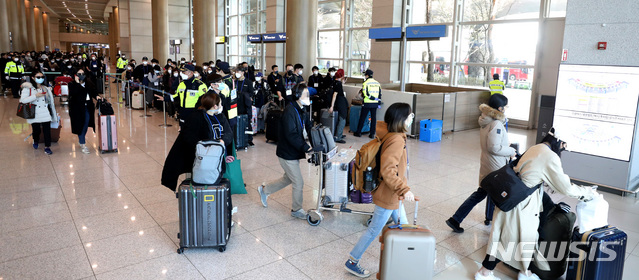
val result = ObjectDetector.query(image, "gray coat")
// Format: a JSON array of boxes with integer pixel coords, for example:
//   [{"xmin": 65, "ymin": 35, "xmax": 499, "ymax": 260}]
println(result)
[{"xmin": 478, "ymin": 104, "xmax": 516, "ymax": 184}]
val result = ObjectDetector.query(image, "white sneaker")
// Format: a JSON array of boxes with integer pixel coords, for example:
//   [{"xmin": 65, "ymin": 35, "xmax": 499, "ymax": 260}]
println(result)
[
  {"xmin": 291, "ymin": 209, "xmax": 306, "ymax": 219},
  {"xmin": 475, "ymin": 271, "xmax": 501, "ymax": 280},
  {"xmin": 81, "ymin": 146, "xmax": 90, "ymax": 154},
  {"xmin": 517, "ymin": 272, "xmax": 540, "ymax": 280}
]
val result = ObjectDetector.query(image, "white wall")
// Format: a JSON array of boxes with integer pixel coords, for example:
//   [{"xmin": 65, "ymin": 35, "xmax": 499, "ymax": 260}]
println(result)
[
  {"xmin": 119, "ymin": 0, "xmax": 131, "ymax": 57},
  {"xmin": 128, "ymin": 0, "xmax": 153, "ymax": 61},
  {"xmin": 168, "ymin": 0, "xmax": 192, "ymax": 61}
]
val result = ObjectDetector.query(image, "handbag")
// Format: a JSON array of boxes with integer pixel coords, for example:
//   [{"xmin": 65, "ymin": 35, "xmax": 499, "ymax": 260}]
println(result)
[
  {"xmin": 223, "ymin": 141, "xmax": 247, "ymax": 194},
  {"xmin": 480, "ymin": 154, "xmax": 540, "ymax": 212},
  {"xmin": 576, "ymin": 193, "xmax": 608, "ymax": 234},
  {"xmin": 17, "ymin": 103, "xmax": 36, "ymax": 119}
]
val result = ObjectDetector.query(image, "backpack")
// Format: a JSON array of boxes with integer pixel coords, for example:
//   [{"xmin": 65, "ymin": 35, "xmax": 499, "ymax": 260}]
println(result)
[
  {"xmin": 479, "ymin": 154, "xmax": 541, "ymax": 212},
  {"xmin": 192, "ymin": 112, "xmax": 226, "ymax": 185},
  {"xmin": 352, "ymin": 134, "xmax": 391, "ymax": 193}
]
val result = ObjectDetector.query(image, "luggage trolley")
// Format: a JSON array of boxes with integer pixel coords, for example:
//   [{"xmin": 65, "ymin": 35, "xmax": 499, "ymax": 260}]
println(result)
[{"xmin": 306, "ymin": 147, "xmax": 375, "ymax": 226}]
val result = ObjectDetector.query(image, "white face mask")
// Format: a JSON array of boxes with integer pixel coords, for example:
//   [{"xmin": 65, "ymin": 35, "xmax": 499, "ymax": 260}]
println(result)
[
  {"xmin": 313, "ymin": 71, "xmax": 319, "ymax": 75},
  {"xmin": 180, "ymin": 73, "xmax": 189, "ymax": 80},
  {"xmin": 298, "ymin": 70, "xmax": 303, "ymax": 75},
  {"xmin": 35, "ymin": 78, "xmax": 45, "ymax": 84},
  {"xmin": 127, "ymin": 66, "xmax": 132, "ymax": 70},
  {"xmin": 329, "ymin": 72, "xmax": 335, "ymax": 77},
  {"xmin": 173, "ymin": 72, "xmax": 179, "ymax": 77},
  {"xmin": 203, "ymin": 66, "xmax": 208, "ymax": 70},
  {"xmin": 168, "ymin": 70, "xmax": 172, "ymax": 74},
  {"xmin": 255, "ymin": 77, "xmax": 262, "ymax": 82},
  {"xmin": 194, "ymin": 72, "xmax": 200, "ymax": 78},
  {"xmin": 300, "ymin": 97, "xmax": 311, "ymax": 106},
  {"xmin": 208, "ymin": 70, "xmax": 213, "ymax": 74},
  {"xmin": 235, "ymin": 73, "xmax": 242, "ymax": 79},
  {"xmin": 192, "ymin": 62, "xmax": 197, "ymax": 66},
  {"xmin": 405, "ymin": 116, "xmax": 414, "ymax": 129},
  {"xmin": 143, "ymin": 61, "xmax": 148, "ymax": 65},
  {"xmin": 13, "ymin": 58, "xmax": 19, "ymax": 62},
  {"xmin": 92, "ymin": 57, "xmax": 96, "ymax": 60},
  {"xmin": 208, "ymin": 105, "xmax": 223, "ymax": 115}
]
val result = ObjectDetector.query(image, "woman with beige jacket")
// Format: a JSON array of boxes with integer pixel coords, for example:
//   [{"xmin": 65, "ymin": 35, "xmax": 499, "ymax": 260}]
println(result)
[
  {"xmin": 344, "ymin": 102, "xmax": 416, "ymax": 278},
  {"xmin": 20, "ymin": 70, "xmax": 57, "ymax": 155}
]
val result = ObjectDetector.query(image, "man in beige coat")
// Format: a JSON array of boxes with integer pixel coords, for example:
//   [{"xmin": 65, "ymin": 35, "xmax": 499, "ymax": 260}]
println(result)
[{"xmin": 475, "ymin": 128, "xmax": 598, "ymax": 280}]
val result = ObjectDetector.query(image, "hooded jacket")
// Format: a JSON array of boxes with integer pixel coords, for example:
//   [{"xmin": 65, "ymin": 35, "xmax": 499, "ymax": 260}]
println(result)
[
  {"xmin": 372, "ymin": 121, "xmax": 410, "ymax": 210},
  {"xmin": 478, "ymin": 103, "xmax": 516, "ymax": 183},
  {"xmin": 19, "ymin": 82, "xmax": 57, "ymax": 124}
]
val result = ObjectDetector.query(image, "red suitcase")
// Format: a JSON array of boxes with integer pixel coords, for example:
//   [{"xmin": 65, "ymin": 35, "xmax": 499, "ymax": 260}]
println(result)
[{"xmin": 98, "ymin": 115, "xmax": 118, "ymax": 153}]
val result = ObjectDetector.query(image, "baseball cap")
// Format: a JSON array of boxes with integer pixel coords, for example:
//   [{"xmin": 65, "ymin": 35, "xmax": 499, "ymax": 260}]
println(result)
[
  {"xmin": 216, "ymin": 61, "xmax": 230, "ymax": 73},
  {"xmin": 180, "ymin": 64, "xmax": 195, "ymax": 72},
  {"xmin": 364, "ymin": 69, "xmax": 374, "ymax": 76}
]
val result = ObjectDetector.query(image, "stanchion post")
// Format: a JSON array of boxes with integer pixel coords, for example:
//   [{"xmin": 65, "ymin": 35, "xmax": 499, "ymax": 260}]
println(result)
[
  {"xmin": 159, "ymin": 91, "xmax": 172, "ymax": 127},
  {"xmin": 126, "ymin": 81, "xmax": 130, "ymax": 108},
  {"xmin": 140, "ymin": 84, "xmax": 152, "ymax": 117}
]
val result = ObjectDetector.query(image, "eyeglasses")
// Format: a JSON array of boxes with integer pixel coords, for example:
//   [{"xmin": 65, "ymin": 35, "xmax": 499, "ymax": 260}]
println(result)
[{"xmin": 35, "ymin": 76, "xmax": 44, "ymax": 78}]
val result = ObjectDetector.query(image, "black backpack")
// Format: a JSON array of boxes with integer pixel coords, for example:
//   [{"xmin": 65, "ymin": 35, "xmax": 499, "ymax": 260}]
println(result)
[{"xmin": 480, "ymin": 154, "xmax": 540, "ymax": 212}]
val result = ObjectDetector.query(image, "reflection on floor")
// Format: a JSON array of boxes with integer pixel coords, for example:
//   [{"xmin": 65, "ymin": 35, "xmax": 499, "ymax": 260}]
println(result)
[{"xmin": 0, "ymin": 88, "xmax": 637, "ymax": 280}]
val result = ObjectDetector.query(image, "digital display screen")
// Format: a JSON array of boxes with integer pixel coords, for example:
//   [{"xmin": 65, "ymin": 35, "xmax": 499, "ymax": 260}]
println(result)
[{"xmin": 553, "ymin": 64, "xmax": 639, "ymax": 161}]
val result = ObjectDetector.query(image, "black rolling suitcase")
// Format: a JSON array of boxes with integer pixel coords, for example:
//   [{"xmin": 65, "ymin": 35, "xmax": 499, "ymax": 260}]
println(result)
[
  {"xmin": 530, "ymin": 202, "xmax": 576, "ymax": 279},
  {"xmin": 566, "ymin": 226, "xmax": 627, "ymax": 280},
  {"xmin": 265, "ymin": 110, "xmax": 282, "ymax": 143},
  {"xmin": 236, "ymin": 114, "xmax": 249, "ymax": 149},
  {"xmin": 176, "ymin": 179, "xmax": 232, "ymax": 254}
]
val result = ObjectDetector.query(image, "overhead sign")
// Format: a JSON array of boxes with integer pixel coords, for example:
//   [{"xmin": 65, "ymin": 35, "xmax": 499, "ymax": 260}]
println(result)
[
  {"xmin": 406, "ymin": 25, "xmax": 447, "ymax": 39},
  {"xmin": 215, "ymin": 36, "xmax": 226, "ymax": 43},
  {"xmin": 262, "ymin": 32, "xmax": 286, "ymax": 42},
  {"xmin": 247, "ymin": 34, "xmax": 262, "ymax": 42},
  {"xmin": 368, "ymin": 27, "xmax": 402, "ymax": 40}
]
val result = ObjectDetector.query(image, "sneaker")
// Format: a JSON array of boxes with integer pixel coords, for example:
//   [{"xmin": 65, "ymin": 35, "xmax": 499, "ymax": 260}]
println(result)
[
  {"xmin": 335, "ymin": 139, "xmax": 346, "ymax": 144},
  {"xmin": 32, "ymin": 143, "xmax": 38, "ymax": 149},
  {"xmin": 517, "ymin": 272, "xmax": 540, "ymax": 280},
  {"xmin": 446, "ymin": 218, "xmax": 464, "ymax": 233},
  {"xmin": 291, "ymin": 209, "xmax": 306, "ymax": 219},
  {"xmin": 44, "ymin": 147, "xmax": 52, "ymax": 155},
  {"xmin": 248, "ymin": 141, "xmax": 255, "ymax": 146},
  {"xmin": 344, "ymin": 259, "xmax": 371, "ymax": 278},
  {"xmin": 484, "ymin": 219, "xmax": 491, "ymax": 226},
  {"xmin": 257, "ymin": 185, "xmax": 269, "ymax": 208},
  {"xmin": 353, "ymin": 133, "xmax": 361, "ymax": 137},
  {"xmin": 475, "ymin": 271, "xmax": 501, "ymax": 280},
  {"xmin": 81, "ymin": 146, "xmax": 90, "ymax": 154}
]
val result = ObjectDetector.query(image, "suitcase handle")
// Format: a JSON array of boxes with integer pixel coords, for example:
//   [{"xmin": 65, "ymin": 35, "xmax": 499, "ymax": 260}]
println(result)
[{"xmin": 398, "ymin": 200, "xmax": 419, "ymax": 226}]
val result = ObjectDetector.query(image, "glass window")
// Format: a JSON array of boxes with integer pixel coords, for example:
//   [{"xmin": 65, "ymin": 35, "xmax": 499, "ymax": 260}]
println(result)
[
  {"xmin": 242, "ymin": 41, "xmax": 258, "ymax": 56},
  {"xmin": 351, "ymin": 29, "xmax": 370, "ymax": 60},
  {"xmin": 408, "ymin": 62, "xmax": 450, "ymax": 85},
  {"xmin": 318, "ymin": 31, "xmax": 343, "ymax": 59},
  {"xmin": 407, "ymin": 27, "xmax": 453, "ymax": 62},
  {"xmin": 463, "ymin": 0, "xmax": 541, "ymax": 21},
  {"xmin": 350, "ymin": 61, "xmax": 370, "ymax": 77},
  {"xmin": 243, "ymin": 0, "xmax": 258, "ymax": 13},
  {"xmin": 318, "ymin": 59, "xmax": 344, "ymax": 73},
  {"xmin": 318, "ymin": 1, "xmax": 343, "ymax": 29},
  {"xmin": 410, "ymin": 0, "xmax": 455, "ymax": 24},
  {"xmin": 455, "ymin": 66, "xmax": 533, "ymax": 121},
  {"xmin": 228, "ymin": 16, "xmax": 238, "ymax": 35},
  {"xmin": 548, "ymin": 0, "xmax": 567, "ymax": 17},
  {"xmin": 260, "ymin": 11, "xmax": 267, "ymax": 33},
  {"xmin": 229, "ymin": 36, "xmax": 238, "ymax": 56},
  {"xmin": 242, "ymin": 14, "xmax": 258, "ymax": 34},
  {"xmin": 229, "ymin": 0, "xmax": 238, "ymax": 16},
  {"xmin": 353, "ymin": 0, "xmax": 373, "ymax": 27},
  {"xmin": 458, "ymin": 22, "xmax": 538, "ymax": 65}
]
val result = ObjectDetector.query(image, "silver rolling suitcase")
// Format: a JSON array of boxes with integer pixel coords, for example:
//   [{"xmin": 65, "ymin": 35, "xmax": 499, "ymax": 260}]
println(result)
[
  {"xmin": 323, "ymin": 149, "xmax": 356, "ymax": 204},
  {"xmin": 320, "ymin": 108, "xmax": 338, "ymax": 135},
  {"xmin": 378, "ymin": 201, "xmax": 436, "ymax": 280},
  {"xmin": 176, "ymin": 179, "xmax": 232, "ymax": 253}
]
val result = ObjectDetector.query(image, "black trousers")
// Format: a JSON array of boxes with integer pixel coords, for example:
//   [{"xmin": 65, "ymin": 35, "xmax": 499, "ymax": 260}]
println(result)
[
  {"xmin": 11, "ymin": 79, "xmax": 21, "ymax": 98},
  {"xmin": 32, "ymin": 122, "xmax": 52, "ymax": 147},
  {"xmin": 355, "ymin": 105, "xmax": 377, "ymax": 136},
  {"xmin": 482, "ymin": 254, "xmax": 501, "ymax": 270}
]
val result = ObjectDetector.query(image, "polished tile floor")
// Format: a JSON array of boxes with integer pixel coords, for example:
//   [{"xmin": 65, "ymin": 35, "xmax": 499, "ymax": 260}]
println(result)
[{"xmin": 0, "ymin": 87, "xmax": 638, "ymax": 280}]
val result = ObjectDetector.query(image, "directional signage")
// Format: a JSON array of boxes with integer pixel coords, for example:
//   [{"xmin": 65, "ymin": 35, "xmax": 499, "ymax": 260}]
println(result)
[
  {"xmin": 247, "ymin": 34, "xmax": 262, "ymax": 42},
  {"xmin": 406, "ymin": 25, "xmax": 447, "ymax": 39},
  {"xmin": 262, "ymin": 32, "xmax": 287, "ymax": 42},
  {"xmin": 368, "ymin": 27, "xmax": 402, "ymax": 40}
]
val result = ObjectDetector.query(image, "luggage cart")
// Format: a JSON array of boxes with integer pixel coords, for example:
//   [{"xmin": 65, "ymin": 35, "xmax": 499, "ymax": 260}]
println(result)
[{"xmin": 306, "ymin": 148, "xmax": 375, "ymax": 226}]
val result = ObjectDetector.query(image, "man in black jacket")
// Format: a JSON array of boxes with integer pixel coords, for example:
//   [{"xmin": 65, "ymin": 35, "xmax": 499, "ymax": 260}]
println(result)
[
  {"xmin": 234, "ymin": 66, "xmax": 255, "ymax": 146},
  {"xmin": 257, "ymin": 84, "xmax": 321, "ymax": 219},
  {"xmin": 267, "ymin": 65, "xmax": 283, "ymax": 102}
]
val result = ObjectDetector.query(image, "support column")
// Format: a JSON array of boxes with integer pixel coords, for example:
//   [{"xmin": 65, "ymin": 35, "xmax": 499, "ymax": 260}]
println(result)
[
  {"xmin": 112, "ymin": 6, "xmax": 120, "ymax": 54},
  {"xmin": 151, "ymin": 0, "xmax": 169, "ymax": 62},
  {"xmin": 8, "ymin": 0, "xmax": 21, "ymax": 50},
  {"xmin": 0, "ymin": 0, "xmax": 11, "ymax": 52},
  {"xmin": 33, "ymin": 6, "xmax": 43, "ymax": 51},
  {"xmin": 42, "ymin": 11, "xmax": 49, "ymax": 50},
  {"xmin": 17, "ymin": 0, "xmax": 28, "ymax": 50},
  {"xmin": 192, "ymin": 0, "xmax": 215, "ymax": 61},
  {"xmin": 285, "ymin": 0, "xmax": 317, "ymax": 73},
  {"xmin": 25, "ymin": 0, "xmax": 36, "ymax": 50}
]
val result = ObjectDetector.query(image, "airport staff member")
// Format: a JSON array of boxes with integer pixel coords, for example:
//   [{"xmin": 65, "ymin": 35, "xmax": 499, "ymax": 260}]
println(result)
[
  {"xmin": 489, "ymin": 73, "xmax": 505, "ymax": 95},
  {"xmin": 116, "ymin": 54, "xmax": 128, "ymax": 74},
  {"xmin": 4, "ymin": 55, "xmax": 25, "ymax": 98},
  {"xmin": 172, "ymin": 64, "xmax": 207, "ymax": 128},
  {"xmin": 354, "ymin": 69, "xmax": 381, "ymax": 138}
]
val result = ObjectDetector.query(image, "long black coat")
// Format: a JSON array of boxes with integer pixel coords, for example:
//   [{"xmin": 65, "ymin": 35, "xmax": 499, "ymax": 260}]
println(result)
[
  {"xmin": 276, "ymin": 101, "xmax": 312, "ymax": 161},
  {"xmin": 68, "ymin": 80, "xmax": 97, "ymax": 135},
  {"xmin": 161, "ymin": 109, "xmax": 233, "ymax": 191}
]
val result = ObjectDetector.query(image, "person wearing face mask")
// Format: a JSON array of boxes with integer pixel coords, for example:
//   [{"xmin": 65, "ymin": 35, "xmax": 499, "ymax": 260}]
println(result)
[
  {"xmin": 147, "ymin": 65, "xmax": 163, "ymax": 110},
  {"xmin": 169, "ymin": 64, "xmax": 207, "ymax": 128},
  {"xmin": 267, "ymin": 65, "xmax": 283, "ymax": 103},
  {"xmin": 133, "ymin": 56, "xmax": 152, "ymax": 87},
  {"xmin": 279, "ymin": 63, "xmax": 304, "ymax": 104},
  {"xmin": 253, "ymin": 72, "xmax": 268, "ymax": 110},
  {"xmin": 161, "ymin": 92, "xmax": 234, "ymax": 192},
  {"xmin": 307, "ymin": 66, "xmax": 323, "ymax": 90},
  {"xmin": 328, "ymin": 69, "xmax": 349, "ymax": 143},
  {"xmin": 116, "ymin": 54, "xmax": 128, "ymax": 74},
  {"xmin": 234, "ymin": 66, "xmax": 255, "ymax": 146},
  {"xmin": 20, "ymin": 71, "xmax": 58, "ymax": 155},
  {"xmin": 354, "ymin": 69, "xmax": 382, "ymax": 139},
  {"xmin": 214, "ymin": 61, "xmax": 238, "ymax": 133},
  {"xmin": 257, "ymin": 84, "xmax": 320, "ymax": 220},
  {"xmin": 68, "ymin": 69, "xmax": 102, "ymax": 154},
  {"xmin": 344, "ymin": 103, "xmax": 415, "ymax": 278},
  {"xmin": 5, "ymin": 55, "xmax": 26, "ymax": 98},
  {"xmin": 85, "ymin": 53, "xmax": 103, "ymax": 93},
  {"xmin": 164, "ymin": 59, "xmax": 173, "ymax": 70},
  {"xmin": 240, "ymin": 62, "xmax": 255, "ymax": 82},
  {"xmin": 323, "ymin": 67, "xmax": 337, "ymax": 92}
]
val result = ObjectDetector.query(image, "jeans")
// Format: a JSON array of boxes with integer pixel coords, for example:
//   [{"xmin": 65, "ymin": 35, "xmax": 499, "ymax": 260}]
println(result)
[
  {"xmin": 356, "ymin": 105, "xmax": 377, "ymax": 136},
  {"xmin": 451, "ymin": 187, "xmax": 495, "ymax": 223},
  {"xmin": 32, "ymin": 122, "xmax": 52, "ymax": 147},
  {"xmin": 349, "ymin": 205, "xmax": 408, "ymax": 261},
  {"xmin": 334, "ymin": 116, "xmax": 346, "ymax": 140},
  {"xmin": 78, "ymin": 107, "xmax": 90, "ymax": 145},
  {"xmin": 263, "ymin": 158, "xmax": 304, "ymax": 211}
]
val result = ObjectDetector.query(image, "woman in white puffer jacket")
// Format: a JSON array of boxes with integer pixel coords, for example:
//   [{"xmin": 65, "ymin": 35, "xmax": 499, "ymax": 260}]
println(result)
[{"xmin": 20, "ymin": 70, "xmax": 57, "ymax": 155}]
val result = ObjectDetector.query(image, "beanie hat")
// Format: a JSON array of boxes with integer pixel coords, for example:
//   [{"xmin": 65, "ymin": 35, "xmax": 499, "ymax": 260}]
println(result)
[{"xmin": 488, "ymin": 94, "xmax": 508, "ymax": 110}]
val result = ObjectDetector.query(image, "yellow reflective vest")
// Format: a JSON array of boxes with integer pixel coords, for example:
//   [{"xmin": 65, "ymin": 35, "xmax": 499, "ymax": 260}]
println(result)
[
  {"xmin": 116, "ymin": 58, "xmax": 128, "ymax": 69},
  {"xmin": 172, "ymin": 78, "xmax": 207, "ymax": 109},
  {"xmin": 362, "ymin": 78, "xmax": 381, "ymax": 104},
  {"xmin": 4, "ymin": 61, "xmax": 25, "ymax": 77},
  {"xmin": 489, "ymin": 80, "xmax": 505, "ymax": 95}
]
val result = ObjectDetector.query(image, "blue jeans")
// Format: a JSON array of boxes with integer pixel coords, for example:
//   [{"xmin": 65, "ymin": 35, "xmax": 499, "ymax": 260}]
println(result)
[
  {"xmin": 451, "ymin": 187, "xmax": 495, "ymax": 223},
  {"xmin": 334, "ymin": 116, "xmax": 346, "ymax": 140},
  {"xmin": 349, "ymin": 205, "xmax": 408, "ymax": 261},
  {"xmin": 78, "ymin": 107, "xmax": 90, "ymax": 145}
]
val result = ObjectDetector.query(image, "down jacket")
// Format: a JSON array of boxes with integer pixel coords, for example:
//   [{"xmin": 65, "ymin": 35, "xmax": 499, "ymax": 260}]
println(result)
[
  {"xmin": 19, "ymin": 82, "xmax": 57, "ymax": 125},
  {"xmin": 478, "ymin": 104, "xmax": 516, "ymax": 183}
]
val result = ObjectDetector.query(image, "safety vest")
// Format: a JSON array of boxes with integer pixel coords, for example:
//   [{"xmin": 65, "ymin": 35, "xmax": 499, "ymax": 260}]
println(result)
[
  {"xmin": 4, "ymin": 61, "xmax": 24, "ymax": 76},
  {"xmin": 116, "ymin": 58, "xmax": 128, "ymax": 69},
  {"xmin": 362, "ymin": 78, "xmax": 381, "ymax": 103},
  {"xmin": 489, "ymin": 80, "xmax": 505, "ymax": 95},
  {"xmin": 217, "ymin": 82, "xmax": 237, "ymax": 119},
  {"xmin": 172, "ymin": 78, "xmax": 207, "ymax": 109}
]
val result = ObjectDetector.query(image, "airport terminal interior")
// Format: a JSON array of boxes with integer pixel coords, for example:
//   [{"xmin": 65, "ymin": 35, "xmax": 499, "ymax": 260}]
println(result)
[{"xmin": 1, "ymin": 0, "xmax": 639, "ymax": 279}]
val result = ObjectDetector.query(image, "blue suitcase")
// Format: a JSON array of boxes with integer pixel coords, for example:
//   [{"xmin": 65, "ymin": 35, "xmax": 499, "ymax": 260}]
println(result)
[
  {"xmin": 349, "ymin": 105, "xmax": 370, "ymax": 133},
  {"xmin": 566, "ymin": 226, "xmax": 627, "ymax": 280}
]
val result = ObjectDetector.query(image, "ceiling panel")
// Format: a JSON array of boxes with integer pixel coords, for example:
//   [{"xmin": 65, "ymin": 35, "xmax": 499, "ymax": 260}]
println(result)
[{"xmin": 40, "ymin": 0, "xmax": 111, "ymax": 33}]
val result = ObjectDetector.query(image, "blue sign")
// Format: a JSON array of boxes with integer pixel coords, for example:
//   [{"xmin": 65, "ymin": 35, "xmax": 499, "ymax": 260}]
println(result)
[
  {"xmin": 262, "ymin": 32, "xmax": 287, "ymax": 42},
  {"xmin": 406, "ymin": 25, "xmax": 447, "ymax": 39},
  {"xmin": 368, "ymin": 27, "xmax": 402, "ymax": 40},
  {"xmin": 247, "ymin": 34, "xmax": 262, "ymax": 42}
]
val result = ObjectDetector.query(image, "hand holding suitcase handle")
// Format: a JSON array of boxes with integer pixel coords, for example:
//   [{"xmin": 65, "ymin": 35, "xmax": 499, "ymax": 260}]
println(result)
[{"xmin": 398, "ymin": 195, "xmax": 420, "ymax": 226}]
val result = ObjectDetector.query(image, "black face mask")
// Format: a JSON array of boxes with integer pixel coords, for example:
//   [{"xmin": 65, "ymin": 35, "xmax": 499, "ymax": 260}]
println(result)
[
  {"xmin": 77, "ymin": 74, "xmax": 86, "ymax": 81},
  {"xmin": 287, "ymin": 70, "xmax": 293, "ymax": 75}
]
